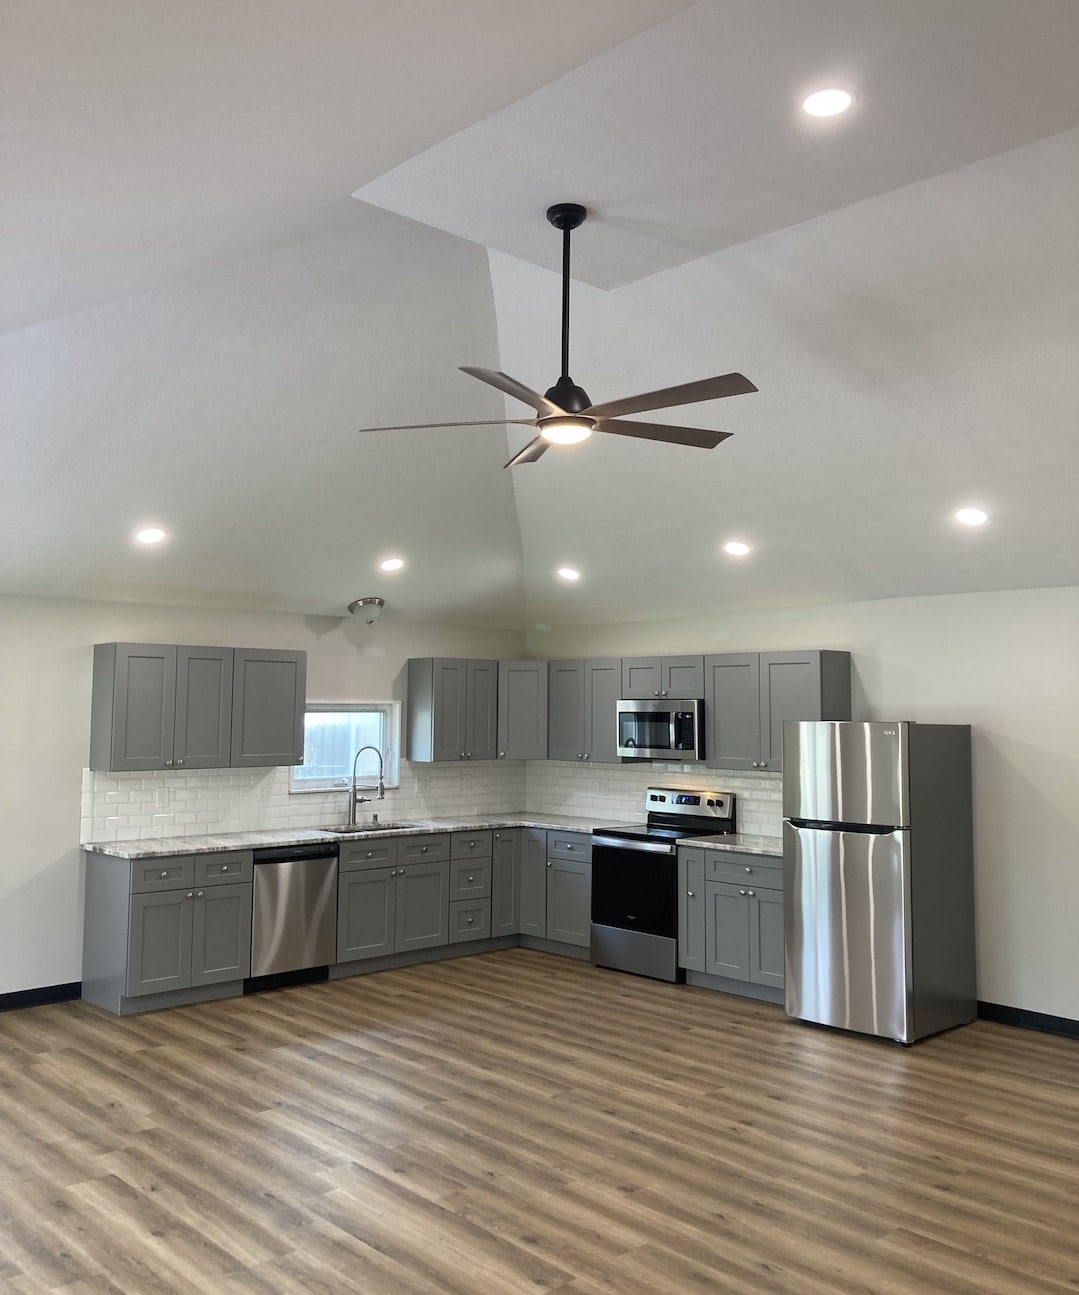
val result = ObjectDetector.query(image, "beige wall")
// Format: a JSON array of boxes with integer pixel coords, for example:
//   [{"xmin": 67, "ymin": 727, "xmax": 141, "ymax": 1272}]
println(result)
[
  {"xmin": 528, "ymin": 585, "xmax": 1079, "ymax": 1020},
  {"xmin": 0, "ymin": 594, "xmax": 525, "ymax": 996},
  {"xmin": 3, "ymin": 586, "xmax": 1077, "ymax": 1021}
]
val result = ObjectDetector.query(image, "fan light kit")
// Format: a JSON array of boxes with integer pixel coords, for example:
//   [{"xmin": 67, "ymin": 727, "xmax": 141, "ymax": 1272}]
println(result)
[{"xmin": 359, "ymin": 203, "xmax": 758, "ymax": 468}]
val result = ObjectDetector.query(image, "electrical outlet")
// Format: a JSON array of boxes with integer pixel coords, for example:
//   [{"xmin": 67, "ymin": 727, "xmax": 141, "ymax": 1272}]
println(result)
[{"xmin": 154, "ymin": 787, "xmax": 169, "ymax": 810}]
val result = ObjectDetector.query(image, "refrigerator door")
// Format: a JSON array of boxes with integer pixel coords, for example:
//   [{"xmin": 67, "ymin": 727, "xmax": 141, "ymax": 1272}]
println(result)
[
  {"xmin": 782, "ymin": 721, "xmax": 910, "ymax": 827},
  {"xmin": 784, "ymin": 822, "xmax": 914, "ymax": 1042}
]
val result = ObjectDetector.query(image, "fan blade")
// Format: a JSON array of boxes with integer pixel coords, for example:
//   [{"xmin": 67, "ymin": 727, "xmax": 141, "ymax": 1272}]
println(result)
[
  {"xmin": 596, "ymin": 418, "xmax": 732, "ymax": 449},
  {"xmin": 460, "ymin": 367, "xmax": 566, "ymax": 417},
  {"xmin": 358, "ymin": 418, "xmax": 537, "ymax": 432},
  {"xmin": 586, "ymin": 372, "xmax": 757, "ymax": 420},
  {"xmin": 503, "ymin": 436, "xmax": 551, "ymax": 468}
]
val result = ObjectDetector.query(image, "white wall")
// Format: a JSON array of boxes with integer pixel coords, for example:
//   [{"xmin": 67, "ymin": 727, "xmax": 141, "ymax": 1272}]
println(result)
[
  {"xmin": 528, "ymin": 585, "xmax": 1079, "ymax": 1021},
  {"xmin": 0, "ymin": 594, "xmax": 526, "ymax": 996}
]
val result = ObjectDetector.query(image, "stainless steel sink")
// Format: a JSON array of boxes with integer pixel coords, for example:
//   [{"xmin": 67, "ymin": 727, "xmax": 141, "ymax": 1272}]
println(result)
[{"xmin": 319, "ymin": 821, "xmax": 424, "ymax": 834}]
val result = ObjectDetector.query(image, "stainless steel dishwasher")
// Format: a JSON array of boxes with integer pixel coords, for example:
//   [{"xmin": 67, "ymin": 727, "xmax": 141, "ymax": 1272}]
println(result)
[{"xmin": 251, "ymin": 844, "xmax": 338, "ymax": 977}]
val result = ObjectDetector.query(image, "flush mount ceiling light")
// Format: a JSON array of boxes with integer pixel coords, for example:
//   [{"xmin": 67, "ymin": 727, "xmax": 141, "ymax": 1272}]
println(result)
[
  {"xmin": 723, "ymin": 540, "xmax": 751, "ymax": 556},
  {"xmin": 955, "ymin": 507, "xmax": 988, "ymax": 527},
  {"xmin": 134, "ymin": 526, "xmax": 166, "ymax": 545},
  {"xmin": 379, "ymin": 557, "xmax": 405, "ymax": 572},
  {"xmin": 556, "ymin": 566, "xmax": 581, "ymax": 582},
  {"xmin": 803, "ymin": 88, "xmax": 853, "ymax": 117},
  {"xmin": 347, "ymin": 596, "xmax": 385, "ymax": 623},
  {"xmin": 358, "ymin": 203, "xmax": 757, "ymax": 467}
]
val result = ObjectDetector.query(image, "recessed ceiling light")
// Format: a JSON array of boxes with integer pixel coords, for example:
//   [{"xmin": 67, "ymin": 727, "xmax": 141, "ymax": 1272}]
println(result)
[
  {"xmin": 134, "ymin": 527, "xmax": 166, "ymax": 545},
  {"xmin": 955, "ymin": 507, "xmax": 988, "ymax": 527},
  {"xmin": 556, "ymin": 566, "xmax": 581, "ymax": 582},
  {"xmin": 803, "ymin": 88, "xmax": 853, "ymax": 117},
  {"xmin": 379, "ymin": 557, "xmax": 405, "ymax": 572},
  {"xmin": 723, "ymin": 540, "xmax": 751, "ymax": 557}
]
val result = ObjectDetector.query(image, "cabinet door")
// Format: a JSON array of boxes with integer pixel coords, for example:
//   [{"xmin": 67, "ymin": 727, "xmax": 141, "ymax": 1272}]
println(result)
[
  {"xmin": 497, "ymin": 660, "xmax": 548, "ymax": 761},
  {"xmin": 109, "ymin": 644, "xmax": 178, "ymax": 771},
  {"xmin": 678, "ymin": 850, "xmax": 706, "ymax": 973},
  {"xmin": 189, "ymin": 882, "xmax": 252, "ymax": 985},
  {"xmin": 174, "ymin": 646, "xmax": 233, "ymax": 770},
  {"xmin": 430, "ymin": 659, "xmax": 468, "ymax": 761},
  {"xmin": 519, "ymin": 829, "xmax": 548, "ymax": 938},
  {"xmin": 547, "ymin": 660, "xmax": 584, "ymax": 762},
  {"xmin": 705, "ymin": 882, "xmax": 750, "ymax": 981},
  {"xmin": 126, "ymin": 889, "xmax": 192, "ymax": 996},
  {"xmin": 758, "ymin": 650, "xmax": 851, "ymax": 773},
  {"xmin": 465, "ymin": 659, "xmax": 498, "ymax": 761},
  {"xmin": 749, "ymin": 888, "xmax": 784, "ymax": 990},
  {"xmin": 704, "ymin": 653, "xmax": 762, "ymax": 771},
  {"xmin": 337, "ymin": 867, "xmax": 396, "ymax": 961},
  {"xmin": 621, "ymin": 657, "xmax": 662, "ymax": 699},
  {"xmin": 583, "ymin": 658, "xmax": 621, "ymax": 762},
  {"xmin": 230, "ymin": 649, "xmax": 306, "ymax": 767},
  {"xmin": 491, "ymin": 829, "xmax": 521, "ymax": 937},
  {"xmin": 662, "ymin": 655, "xmax": 705, "ymax": 698},
  {"xmin": 546, "ymin": 858, "xmax": 592, "ymax": 948},
  {"xmin": 395, "ymin": 861, "xmax": 449, "ymax": 953}
]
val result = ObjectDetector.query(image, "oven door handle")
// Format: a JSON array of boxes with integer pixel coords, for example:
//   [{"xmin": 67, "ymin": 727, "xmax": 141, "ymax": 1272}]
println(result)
[{"xmin": 591, "ymin": 834, "xmax": 677, "ymax": 855}]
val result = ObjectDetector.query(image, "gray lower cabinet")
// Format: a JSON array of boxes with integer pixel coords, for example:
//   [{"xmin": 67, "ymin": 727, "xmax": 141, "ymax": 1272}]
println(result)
[
  {"xmin": 683, "ymin": 849, "xmax": 784, "ymax": 991},
  {"xmin": 337, "ymin": 834, "xmax": 451, "ymax": 962},
  {"xmin": 90, "ymin": 642, "xmax": 305, "ymax": 772},
  {"xmin": 491, "ymin": 828, "xmax": 522, "ymax": 937},
  {"xmin": 83, "ymin": 849, "xmax": 253, "ymax": 1014},
  {"xmin": 519, "ymin": 829, "xmax": 549, "ymax": 938},
  {"xmin": 547, "ymin": 658, "xmax": 621, "ymax": 763},
  {"xmin": 704, "ymin": 650, "xmax": 851, "ymax": 772},
  {"xmin": 521, "ymin": 830, "xmax": 592, "ymax": 948}
]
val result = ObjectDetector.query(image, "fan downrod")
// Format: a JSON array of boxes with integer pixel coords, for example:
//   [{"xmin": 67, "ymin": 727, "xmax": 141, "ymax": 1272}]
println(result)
[{"xmin": 546, "ymin": 203, "xmax": 586, "ymax": 231}]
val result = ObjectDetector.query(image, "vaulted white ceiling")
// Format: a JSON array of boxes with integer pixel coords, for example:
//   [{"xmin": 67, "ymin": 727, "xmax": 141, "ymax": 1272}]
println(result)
[{"xmin": 4, "ymin": 1, "xmax": 1078, "ymax": 629}]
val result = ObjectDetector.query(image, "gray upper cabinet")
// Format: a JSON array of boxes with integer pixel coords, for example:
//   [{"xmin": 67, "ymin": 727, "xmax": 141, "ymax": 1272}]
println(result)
[
  {"xmin": 621, "ymin": 655, "xmax": 705, "ymax": 699},
  {"xmin": 91, "ymin": 643, "xmax": 233, "ymax": 772},
  {"xmin": 705, "ymin": 650, "xmax": 851, "ymax": 772},
  {"xmin": 91, "ymin": 642, "xmax": 304, "ymax": 772},
  {"xmin": 229, "ymin": 648, "xmax": 306, "ymax": 768},
  {"xmin": 547, "ymin": 658, "xmax": 621, "ymax": 763},
  {"xmin": 497, "ymin": 660, "xmax": 548, "ymax": 761},
  {"xmin": 407, "ymin": 658, "xmax": 498, "ymax": 762}
]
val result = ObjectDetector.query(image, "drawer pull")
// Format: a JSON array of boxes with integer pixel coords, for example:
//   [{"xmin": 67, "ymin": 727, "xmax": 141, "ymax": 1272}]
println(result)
[
  {"xmin": 160, "ymin": 871, "xmax": 168, "ymax": 878},
  {"xmin": 467, "ymin": 875, "xmax": 474, "ymax": 883},
  {"xmin": 421, "ymin": 846, "xmax": 428, "ymax": 853},
  {"xmin": 467, "ymin": 916, "xmax": 474, "ymax": 925},
  {"xmin": 744, "ymin": 866, "xmax": 752, "ymax": 873}
]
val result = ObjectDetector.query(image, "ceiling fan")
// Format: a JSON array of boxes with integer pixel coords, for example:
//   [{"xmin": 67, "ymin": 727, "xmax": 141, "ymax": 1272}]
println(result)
[{"xmin": 358, "ymin": 203, "xmax": 758, "ymax": 468}]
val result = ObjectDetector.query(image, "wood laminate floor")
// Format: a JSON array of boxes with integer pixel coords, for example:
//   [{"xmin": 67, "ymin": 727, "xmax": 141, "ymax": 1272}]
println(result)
[{"xmin": 1, "ymin": 949, "xmax": 1077, "ymax": 1294}]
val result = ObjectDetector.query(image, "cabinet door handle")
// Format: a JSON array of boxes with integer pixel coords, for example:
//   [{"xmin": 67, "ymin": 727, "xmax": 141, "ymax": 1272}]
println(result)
[
  {"xmin": 165, "ymin": 759, "xmax": 173, "ymax": 768},
  {"xmin": 460, "ymin": 752, "xmax": 466, "ymax": 759},
  {"xmin": 687, "ymin": 890, "xmax": 695, "ymax": 898},
  {"xmin": 547, "ymin": 861, "xmax": 552, "ymax": 868},
  {"xmin": 176, "ymin": 758, "xmax": 184, "ymax": 767},
  {"xmin": 582, "ymin": 753, "xmax": 590, "ymax": 760},
  {"xmin": 390, "ymin": 868, "xmax": 396, "ymax": 876},
  {"xmin": 195, "ymin": 890, "xmax": 204, "ymax": 898},
  {"xmin": 577, "ymin": 753, "xmax": 583, "ymax": 760},
  {"xmin": 186, "ymin": 891, "xmax": 194, "ymax": 899},
  {"xmin": 494, "ymin": 832, "xmax": 500, "ymax": 840},
  {"xmin": 739, "ymin": 888, "xmax": 747, "ymax": 896},
  {"xmin": 466, "ymin": 752, "xmax": 472, "ymax": 759},
  {"xmin": 747, "ymin": 889, "xmax": 756, "ymax": 897},
  {"xmin": 499, "ymin": 751, "xmax": 505, "ymax": 757}
]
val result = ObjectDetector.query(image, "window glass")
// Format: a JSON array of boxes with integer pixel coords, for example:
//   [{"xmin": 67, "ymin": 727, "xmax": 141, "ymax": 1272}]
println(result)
[{"xmin": 289, "ymin": 702, "xmax": 399, "ymax": 793}]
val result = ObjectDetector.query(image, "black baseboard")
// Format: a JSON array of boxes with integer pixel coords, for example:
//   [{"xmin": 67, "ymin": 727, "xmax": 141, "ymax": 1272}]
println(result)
[
  {"xmin": 0, "ymin": 981, "xmax": 81, "ymax": 1014},
  {"xmin": 978, "ymin": 1000, "xmax": 1079, "ymax": 1040}
]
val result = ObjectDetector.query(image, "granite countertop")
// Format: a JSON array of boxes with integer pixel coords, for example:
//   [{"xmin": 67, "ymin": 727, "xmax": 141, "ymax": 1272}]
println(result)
[
  {"xmin": 81, "ymin": 813, "xmax": 630, "ymax": 860},
  {"xmin": 681, "ymin": 832, "xmax": 783, "ymax": 857}
]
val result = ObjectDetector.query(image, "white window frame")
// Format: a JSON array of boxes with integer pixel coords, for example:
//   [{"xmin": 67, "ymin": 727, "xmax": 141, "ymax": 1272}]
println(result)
[{"xmin": 289, "ymin": 701, "xmax": 400, "ymax": 794}]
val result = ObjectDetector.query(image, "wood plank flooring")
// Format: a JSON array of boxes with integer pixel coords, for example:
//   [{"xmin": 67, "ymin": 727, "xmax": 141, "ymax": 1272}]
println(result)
[{"xmin": 1, "ymin": 948, "xmax": 1077, "ymax": 1293}]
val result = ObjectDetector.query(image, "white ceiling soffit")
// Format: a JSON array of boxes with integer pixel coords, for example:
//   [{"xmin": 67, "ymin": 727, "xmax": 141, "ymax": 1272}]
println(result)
[{"xmin": 354, "ymin": 0, "xmax": 1079, "ymax": 289}]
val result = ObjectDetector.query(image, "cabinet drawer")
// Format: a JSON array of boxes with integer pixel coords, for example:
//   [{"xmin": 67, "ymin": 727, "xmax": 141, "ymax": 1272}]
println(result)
[
  {"xmin": 195, "ymin": 851, "xmax": 253, "ymax": 886},
  {"xmin": 706, "ymin": 855, "xmax": 783, "ymax": 889},
  {"xmin": 449, "ymin": 899, "xmax": 491, "ymax": 943},
  {"xmin": 399, "ymin": 834, "xmax": 451, "ymax": 865},
  {"xmin": 548, "ymin": 831, "xmax": 592, "ymax": 863},
  {"xmin": 339, "ymin": 839, "xmax": 398, "ymax": 871},
  {"xmin": 450, "ymin": 858, "xmax": 491, "ymax": 901},
  {"xmin": 130, "ymin": 856, "xmax": 195, "ymax": 893},
  {"xmin": 451, "ymin": 830, "xmax": 492, "ymax": 859}
]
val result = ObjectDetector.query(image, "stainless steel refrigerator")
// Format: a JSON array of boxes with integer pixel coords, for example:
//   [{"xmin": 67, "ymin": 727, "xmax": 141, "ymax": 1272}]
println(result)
[{"xmin": 783, "ymin": 721, "xmax": 976, "ymax": 1043}]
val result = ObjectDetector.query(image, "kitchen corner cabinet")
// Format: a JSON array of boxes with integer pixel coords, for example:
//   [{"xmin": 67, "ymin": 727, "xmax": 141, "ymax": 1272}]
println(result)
[
  {"xmin": 491, "ymin": 828, "xmax": 522, "ymax": 937},
  {"xmin": 82, "ymin": 850, "xmax": 253, "ymax": 1014},
  {"xmin": 406, "ymin": 658, "xmax": 498, "ymax": 762},
  {"xmin": 621, "ymin": 655, "xmax": 704, "ymax": 699},
  {"xmin": 497, "ymin": 660, "xmax": 548, "ymax": 761},
  {"xmin": 704, "ymin": 650, "xmax": 850, "ymax": 772},
  {"xmin": 89, "ymin": 642, "xmax": 305, "ymax": 772},
  {"xmin": 521, "ymin": 830, "xmax": 592, "ymax": 948},
  {"xmin": 547, "ymin": 658, "xmax": 621, "ymax": 763}
]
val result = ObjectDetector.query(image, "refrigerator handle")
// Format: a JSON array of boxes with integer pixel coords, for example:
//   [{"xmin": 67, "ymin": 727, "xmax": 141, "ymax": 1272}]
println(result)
[{"xmin": 787, "ymin": 817, "xmax": 898, "ymax": 834}]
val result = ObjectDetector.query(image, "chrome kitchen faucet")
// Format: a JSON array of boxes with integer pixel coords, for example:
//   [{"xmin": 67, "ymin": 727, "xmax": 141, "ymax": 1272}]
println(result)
[{"xmin": 348, "ymin": 745, "xmax": 386, "ymax": 825}]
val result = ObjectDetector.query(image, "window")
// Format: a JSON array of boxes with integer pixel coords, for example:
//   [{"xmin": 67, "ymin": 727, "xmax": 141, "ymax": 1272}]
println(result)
[{"xmin": 289, "ymin": 702, "xmax": 400, "ymax": 793}]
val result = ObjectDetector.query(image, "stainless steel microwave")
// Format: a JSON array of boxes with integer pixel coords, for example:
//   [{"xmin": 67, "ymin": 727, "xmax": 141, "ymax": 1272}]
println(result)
[{"xmin": 615, "ymin": 698, "xmax": 705, "ymax": 761}]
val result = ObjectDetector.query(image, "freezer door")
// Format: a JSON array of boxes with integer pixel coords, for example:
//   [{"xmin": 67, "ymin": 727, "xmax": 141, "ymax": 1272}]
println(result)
[
  {"xmin": 782, "ymin": 721, "xmax": 909, "ymax": 827},
  {"xmin": 783, "ymin": 822, "xmax": 913, "ymax": 1042}
]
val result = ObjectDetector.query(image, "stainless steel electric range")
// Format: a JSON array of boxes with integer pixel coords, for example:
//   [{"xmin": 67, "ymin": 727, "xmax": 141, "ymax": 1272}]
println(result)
[{"xmin": 591, "ymin": 785, "xmax": 736, "ymax": 982}]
